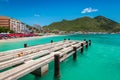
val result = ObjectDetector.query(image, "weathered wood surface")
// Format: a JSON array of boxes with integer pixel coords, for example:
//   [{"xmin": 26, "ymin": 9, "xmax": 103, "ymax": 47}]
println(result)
[
  {"xmin": 0, "ymin": 41, "xmax": 72, "ymax": 62},
  {"xmin": 0, "ymin": 40, "xmax": 87, "ymax": 80},
  {"xmin": 0, "ymin": 41, "xmax": 77, "ymax": 70}
]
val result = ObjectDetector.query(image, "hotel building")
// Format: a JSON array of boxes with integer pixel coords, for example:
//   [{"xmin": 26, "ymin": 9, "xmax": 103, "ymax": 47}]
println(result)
[
  {"xmin": 0, "ymin": 16, "xmax": 10, "ymax": 29},
  {"xmin": 0, "ymin": 16, "xmax": 29, "ymax": 33}
]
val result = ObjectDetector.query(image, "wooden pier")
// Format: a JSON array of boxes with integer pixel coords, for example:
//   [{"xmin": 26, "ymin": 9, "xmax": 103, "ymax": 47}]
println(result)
[{"xmin": 0, "ymin": 40, "xmax": 91, "ymax": 80}]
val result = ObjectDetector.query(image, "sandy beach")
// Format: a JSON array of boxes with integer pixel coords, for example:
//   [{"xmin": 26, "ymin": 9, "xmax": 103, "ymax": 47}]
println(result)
[{"xmin": 0, "ymin": 35, "xmax": 59, "ymax": 43}]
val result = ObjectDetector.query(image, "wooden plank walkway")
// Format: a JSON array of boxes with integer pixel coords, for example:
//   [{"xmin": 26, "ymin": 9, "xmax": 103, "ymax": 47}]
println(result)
[
  {"xmin": 0, "ymin": 40, "xmax": 89, "ymax": 80},
  {"xmin": 0, "ymin": 41, "xmax": 77, "ymax": 70},
  {"xmin": 0, "ymin": 41, "xmax": 71, "ymax": 62}
]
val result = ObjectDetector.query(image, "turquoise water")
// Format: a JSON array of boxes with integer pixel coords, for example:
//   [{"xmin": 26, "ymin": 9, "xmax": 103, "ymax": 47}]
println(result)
[{"xmin": 0, "ymin": 34, "xmax": 120, "ymax": 80}]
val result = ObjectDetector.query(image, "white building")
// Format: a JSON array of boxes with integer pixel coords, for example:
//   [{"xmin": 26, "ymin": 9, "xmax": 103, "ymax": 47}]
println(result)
[
  {"xmin": 0, "ymin": 16, "xmax": 31, "ymax": 33},
  {"xmin": 20, "ymin": 23, "xmax": 27, "ymax": 33},
  {"xmin": 10, "ymin": 18, "xmax": 28, "ymax": 33}
]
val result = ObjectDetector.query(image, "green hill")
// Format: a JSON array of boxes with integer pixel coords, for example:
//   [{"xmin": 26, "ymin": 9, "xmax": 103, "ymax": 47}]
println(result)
[{"xmin": 43, "ymin": 16, "xmax": 120, "ymax": 32}]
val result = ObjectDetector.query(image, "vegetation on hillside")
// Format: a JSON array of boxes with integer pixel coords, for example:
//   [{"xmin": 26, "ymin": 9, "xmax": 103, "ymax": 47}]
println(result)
[{"xmin": 43, "ymin": 16, "xmax": 120, "ymax": 33}]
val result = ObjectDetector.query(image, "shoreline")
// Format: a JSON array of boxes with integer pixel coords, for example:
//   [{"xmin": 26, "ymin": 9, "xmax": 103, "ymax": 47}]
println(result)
[
  {"xmin": 1, "ymin": 33, "xmax": 119, "ymax": 43},
  {"xmin": 0, "ymin": 35, "xmax": 59, "ymax": 43}
]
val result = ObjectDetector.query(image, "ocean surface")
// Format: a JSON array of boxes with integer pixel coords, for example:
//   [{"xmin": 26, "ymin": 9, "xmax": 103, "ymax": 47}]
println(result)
[{"xmin": 0, "ymin": 34, "xmax": 120, "ymax": 80}]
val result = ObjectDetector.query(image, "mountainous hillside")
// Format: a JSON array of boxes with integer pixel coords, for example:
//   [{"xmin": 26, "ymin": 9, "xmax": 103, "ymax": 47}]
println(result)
[{"xmin": 43, "ymin": 16, "xmax": 120, "ymax": 32}]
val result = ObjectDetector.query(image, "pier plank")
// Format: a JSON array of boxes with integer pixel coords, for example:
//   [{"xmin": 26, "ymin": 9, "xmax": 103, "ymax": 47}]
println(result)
[{"xmin": 0, "ymin": 40, "xmax": 86, "ymax": 80}]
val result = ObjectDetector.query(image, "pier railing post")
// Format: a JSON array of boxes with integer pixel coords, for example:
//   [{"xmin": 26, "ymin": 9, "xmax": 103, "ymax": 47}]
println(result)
[
  {"xmin": 54, "ymin": 54, "xmax": 60, "ymax": 78},
  {"xmin": 50, "ymin": 40, "xmax": 53, "ymax": 53},
  {"xmin": 64, "ymin": 38, "xmax": 66, "ymax": 42},
  {"xmin": 51, "ymin": 40, "xmax": 53, "ymax": 43},
  {"xmin": 86, "ymin": 41, "xmax": 88, "ymax": 48},
  {"xmin": 73, "ymin": 47, "xmax": 77, "ymax": 60},
  {"xmin": 81, "ymin": 43, "xmax": 84, "ymax": 53},
  {"xmin": 89, "ymin": 40, "xmax": 91, "ymax": 46},
  {"xmin": 24, "ymin": 43, "xmax": 27, "ymax": 48},
  {"xmin": 63, "ymin": 39, "xmax": 66, "ymax": 48}
]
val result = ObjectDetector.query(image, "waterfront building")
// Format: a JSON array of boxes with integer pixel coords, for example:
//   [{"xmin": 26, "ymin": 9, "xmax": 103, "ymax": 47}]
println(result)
[
  {"xmin": 20, "ymin": 22, "xmax": 27, "ymax": 33},
  {"xmin": 25, "ymin": 26, "xmax": 32, "ymax": 33},
  {"xmin": 0, "ymin": 16, "xmax": 10, "ymax": 29},
  {"xmin": 10, "ymin": 19, "xmax": 20, "ymax": 33},
  {"xmin": 0, "ymin": 16, "xmax": 28, "ymax": 33}
]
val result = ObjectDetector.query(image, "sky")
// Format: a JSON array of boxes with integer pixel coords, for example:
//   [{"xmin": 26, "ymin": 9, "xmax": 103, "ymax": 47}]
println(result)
[{"xmin": 0, "ymin": 0, "xmax": 120, "ymax": 26}]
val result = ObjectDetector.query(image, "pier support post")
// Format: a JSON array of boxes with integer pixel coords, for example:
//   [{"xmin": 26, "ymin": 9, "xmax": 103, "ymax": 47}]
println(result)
[
  {"xmin": 50, "ymin": 40, "xmax": 53, "ymax": 52},
  {"xmin": 31, "ymin": 64, "xmax": 48, "ymax": 77},
  {"xmin": 81, "ymin": 43, "xmax": 84, "ymax": 53},
  {"xmin": 54, "ymin": 54, "xmax": 60, "ymax": 78},
  {"xmin": 24, "ymin": 43, "xmax": 27, "ymax": 48},
  {"xmin": 73, "ymin": 47, "xmax": 77, "ymax": 60},
  {"xmin": 89, "ymin": 40, "xmax": 91, "ymax": 46},
  {"xmin": 84, "ymin": 39, "xmax": 86, "ymax": 41},
  {"xmin": 86, "ymin": 41, "xmax": 88, "ymax": 48},
  {"xmin": 68, "ymin": 38, "xmax": 71, "ymax": 43},
  {"xmin": 64, "ymin": 38, "xmax": 66, "ymax": 42},
  {"xmin": 51, "ymin": 40, "xmax": 53, "ymax": 43}
]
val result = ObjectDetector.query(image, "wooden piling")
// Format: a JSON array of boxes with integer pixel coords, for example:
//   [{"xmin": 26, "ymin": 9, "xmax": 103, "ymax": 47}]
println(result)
[
  {"xmin": 81, "ymin": 43, "xmax": 84, "ymax": 47},
  {"xmin": 51, "ymin": 40, "xmax": 53, "ymax": 43},
  {"xmin": 73, "ymin": 47, "xmax": 77, "ymax": 60},
  {"xmin": 86, "ymin": 41, "xmax": 88, "ymax": 48},
  {"xmin": 24, "ymin": 43, "xmax": 27, "ymax": 48},
  {"xmin": 64, "ymin": 38, "xmax": 66, "ymax": 41},
  {"xmin": 50, "ymin": 40, "xmax": 53, "ymax": 53},
  {"xmin": 54, "ymin": 54, "xmax": 60, "ymax": 78},
  {"xmin": 89, "ymin": 40, "xmax": 91, "ymax": 46},
  {"xmin": 81, "ymin": 43, "xmax": 84, "ymax": 53}
]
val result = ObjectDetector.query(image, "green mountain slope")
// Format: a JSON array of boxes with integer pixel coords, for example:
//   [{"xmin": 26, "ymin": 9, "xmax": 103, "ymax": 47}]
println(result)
[{"xmin": 43, "ymin": 16, "xmax": 120, "ymax": 32}]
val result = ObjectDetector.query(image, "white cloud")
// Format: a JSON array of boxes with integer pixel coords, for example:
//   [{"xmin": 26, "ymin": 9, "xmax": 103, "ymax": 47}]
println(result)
[
  {"xmin": 81, "ymin": 7, "xmax": 98, "ymax": 14},
  {"xmin": 34, "ymin": 14, "xmax": 40, "ymax": 17}
]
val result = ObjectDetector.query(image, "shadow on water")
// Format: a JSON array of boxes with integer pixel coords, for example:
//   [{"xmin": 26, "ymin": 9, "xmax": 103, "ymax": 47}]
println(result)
[
  {"xmin": 54, "ymin": 77, "xmax": 61, "ymax": 80},
  {"xmin": 34, "ymin": 75, "xmax": 61, "ymax": 80},
  {"xmin": 34, "ymin": 76, "xmax": 39, "ymax": 80}
]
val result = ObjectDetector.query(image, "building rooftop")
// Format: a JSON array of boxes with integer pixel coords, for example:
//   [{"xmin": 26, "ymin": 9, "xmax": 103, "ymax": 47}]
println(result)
[{"xmin": 0, "ymin": 16, "xmax": 10, "ymax": 19}]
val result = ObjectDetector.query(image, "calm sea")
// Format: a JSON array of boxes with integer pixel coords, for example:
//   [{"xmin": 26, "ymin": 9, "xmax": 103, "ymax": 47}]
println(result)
[{"xmin": 0, "ymin": 34, "xmax": 120, "ymax": 80}]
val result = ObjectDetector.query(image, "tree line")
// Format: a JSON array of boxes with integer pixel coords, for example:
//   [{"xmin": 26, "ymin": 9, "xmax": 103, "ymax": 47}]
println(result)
[{"xmin": 0, "ymin": 27, "xmax": 14, "ymax": 33}]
